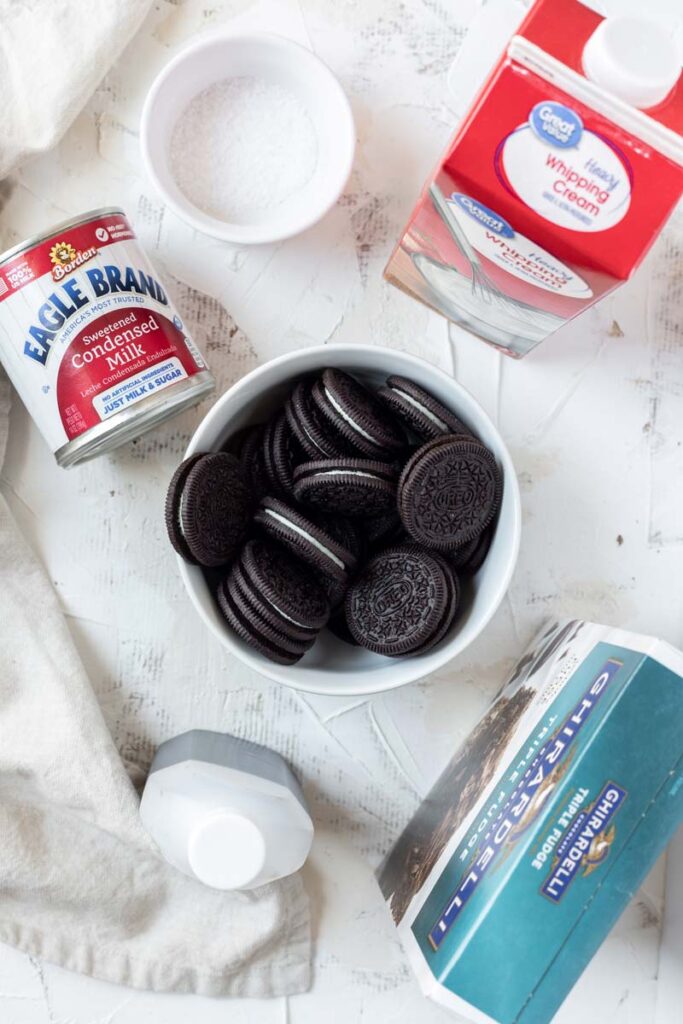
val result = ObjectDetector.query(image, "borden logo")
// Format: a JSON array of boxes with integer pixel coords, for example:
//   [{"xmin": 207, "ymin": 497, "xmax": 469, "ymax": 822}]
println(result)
[{"xmin": 49, "ymin": 240, "xmax": 97, "ymax": 281}]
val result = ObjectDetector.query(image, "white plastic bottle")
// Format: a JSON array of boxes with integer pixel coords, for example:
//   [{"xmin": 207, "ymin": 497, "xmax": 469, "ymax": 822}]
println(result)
[{"xmin": 140, "ymin": 730, "xmax": 314, "ymax": 891}]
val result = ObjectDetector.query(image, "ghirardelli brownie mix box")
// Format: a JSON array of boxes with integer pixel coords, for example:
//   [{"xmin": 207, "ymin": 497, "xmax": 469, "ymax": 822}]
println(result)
[
  {"xmin": 385, "ymin": 0, "xmax": 683, "ymax": 356},
  {"xmin": 378, "ymin": 620, "xmax": 683, "ymax": 1024}
]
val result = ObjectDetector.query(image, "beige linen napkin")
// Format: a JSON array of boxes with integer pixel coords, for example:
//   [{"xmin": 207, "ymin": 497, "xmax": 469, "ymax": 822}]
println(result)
[
  {"xmin": 0, "ymin": 0, "xmax": 153, "ymax": 178},
  {"xmin": 0, "ymin": 375, "xmax": 310, "ymax": 995}
]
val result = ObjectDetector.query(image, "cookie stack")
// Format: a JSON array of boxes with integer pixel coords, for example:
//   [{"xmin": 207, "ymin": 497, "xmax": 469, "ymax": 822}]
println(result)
[{"xmin": 165, "ymin": 368, "xmax": 503, "ymax": 665}]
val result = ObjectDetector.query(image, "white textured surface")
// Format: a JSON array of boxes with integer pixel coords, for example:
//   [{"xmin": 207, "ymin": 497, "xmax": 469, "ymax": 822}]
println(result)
[{"xmin": 0, "ymin": 1, "xmax": 681, "ymax": 1022}]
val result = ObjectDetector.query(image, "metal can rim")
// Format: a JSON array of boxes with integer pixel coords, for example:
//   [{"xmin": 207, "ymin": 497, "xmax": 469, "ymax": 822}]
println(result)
[
  {"xmin": 0, "ymin": 207, "xmax": 126, "ymax": 269},
  {"xmin": 54, "ymin": 370, "xmax": 215, "ymax": 468}
]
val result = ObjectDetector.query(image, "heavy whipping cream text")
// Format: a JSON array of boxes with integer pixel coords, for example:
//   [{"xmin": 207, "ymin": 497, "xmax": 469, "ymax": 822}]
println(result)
[
  {"xmin": 499, "ymin": 110, "xmax": 632, "ymax": 231},
  {"xmin": 544, "ymin": 154, "xmax": 611, "ymax": 211},
  {"xmin": 0, "ymin": 208, "xmax": 212, "ymax": 464}
]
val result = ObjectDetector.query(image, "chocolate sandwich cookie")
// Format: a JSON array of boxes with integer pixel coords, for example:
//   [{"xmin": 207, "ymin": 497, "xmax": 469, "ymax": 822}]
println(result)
[
  {"xmin": 321, "ymin": 513, "xmax": 362, "ymax": 565},
  {"xmin": 165, "ymin": 454, "xmax": 204, "ymax": 562},
  {"xmin": 285, "ymin": 380, "xmax": 351, "ymax": 460},
  {"xmin": 315, "ymin": 513, "xmax": 361, "ymax": 608},
  {"xmin": 216, "ymin": 575, "xmax": 315, "ymax": 665},
  {"xmin": 254, "ymin": 497, "xmax": 358, "ymax": 583},
  {"xmin": 311, "ymin": 368, "xmax": 405, "ymax": 460},
  {"xmin": 239, "ymin": 538, "xmax": 330, "ymax": 634},
  {"xmin": 459, "ymin": 523, "xmax": 494, "ymax": 575},
  {"xmin": 326, "ymin": 606, "xmax": 360, "ymax": 646},
  {"xmin": 230, "ymin": 559, "xmax": 317, "ymax": 643},
  {"xmin": 409, "ymin": 552, "xmax": 460, "ymax": 654},
  {"xmin": 378, "ymin": 375, "xmax": 472, "ymax": 441},
  {"xmin": 363, "ymin": 508, "xmax": 405, "ymax": 554},
  {"xmin": 398, "ymin": 436, "xmax": 502, "ymax": 550},
  {"xmin": 271, "ymin": 413, "xmax": 302, "ymax": 493},
  {"xmin": 262, "ymin": 413, "xmax": 300, "ymax": 497},
  {"xmin": 238, "ymin": 425, "xmax": 270, "ymax": 503},
  {"xmin": 224, "ymin": 568, "xmax": 317, "ymax": 654},
  {"xmin": 165, "ymin": 451, "xmax": 251, "ymax": 566},
  {"xmin": 293, "ymin": 458, "xmax": 398, "ymax": 517},
  {"xmin": 344, "ymin": 544, "xmax": 455, "ymax": 657},
  {"xmin": 447, "ymin": 534, "xmax": 480, "ymax": 570}
]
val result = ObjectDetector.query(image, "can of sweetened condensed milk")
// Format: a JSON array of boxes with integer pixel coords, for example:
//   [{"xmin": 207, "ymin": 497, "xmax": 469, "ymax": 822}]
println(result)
[{"xmin": 0, "ymin": 207, "xmax": 214, "ymax": 467}]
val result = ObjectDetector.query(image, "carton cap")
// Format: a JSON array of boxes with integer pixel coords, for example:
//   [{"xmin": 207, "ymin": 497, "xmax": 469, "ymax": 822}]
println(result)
[
  {"xmin": 187, "ymin": 810, "xmax": 266, "ymax": 890},
  {"xmin": 582, "ymin": 16, "xmax": 680, "ymax": 109}
]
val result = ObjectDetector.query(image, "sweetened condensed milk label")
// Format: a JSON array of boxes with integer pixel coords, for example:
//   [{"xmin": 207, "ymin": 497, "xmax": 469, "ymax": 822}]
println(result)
[{"xmin": 0, "ymin": 209, "xmax": 208, "ymax": 454}]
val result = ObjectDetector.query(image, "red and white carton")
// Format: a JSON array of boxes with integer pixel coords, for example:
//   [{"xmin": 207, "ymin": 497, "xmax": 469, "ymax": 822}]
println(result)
[{"xmin": 385, "ymin": 0, "xmax": 683, "ymax": 357}]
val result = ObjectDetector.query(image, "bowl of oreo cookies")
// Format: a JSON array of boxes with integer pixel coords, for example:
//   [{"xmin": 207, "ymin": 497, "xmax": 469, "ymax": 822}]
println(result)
[{"xmin": 166, "ymin": 344, "xmax": 521, "ymax": 695}]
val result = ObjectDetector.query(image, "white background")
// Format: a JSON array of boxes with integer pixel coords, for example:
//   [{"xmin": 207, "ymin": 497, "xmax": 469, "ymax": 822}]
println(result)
[{"xmin": 0, "ymin": 1, "xmax": 681, "ymax": 1022}]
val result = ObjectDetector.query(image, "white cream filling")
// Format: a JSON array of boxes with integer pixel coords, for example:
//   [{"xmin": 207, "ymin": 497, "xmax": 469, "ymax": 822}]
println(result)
[
  {"xmin": 315, "ymin": 469, "xmax": 380, "ymax": 481},
  {"xmin": 300, "ymin": 420, "xmax": 326, "ymax": 456},
  {"xmin": 267, "ymin": 599, "xmax": 310, "ymax": 629},
  {"xmin": 178, "ymin": 489, "xmax": 189, "ymax": 539},
  {"xmin": 324, "ymin": 386, "xmax": 378, "ymax": 444},
  {"xmin": 393, "ymin": 387, "xmax": 449, "ymax": 432},
  {"xmin": 264, "ymin": 508, "xmax": 345, "ymax": 570}
]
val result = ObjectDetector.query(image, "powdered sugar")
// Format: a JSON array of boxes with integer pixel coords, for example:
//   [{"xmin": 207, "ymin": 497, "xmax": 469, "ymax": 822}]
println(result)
[{"xmin": 169, "ymin": 76, "xmax": 319, "ymax": 225}]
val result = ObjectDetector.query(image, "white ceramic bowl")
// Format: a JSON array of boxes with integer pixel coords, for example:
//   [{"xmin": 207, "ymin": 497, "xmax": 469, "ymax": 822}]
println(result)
[
  {"xmin": 140, "ymin": 32, "xmax": 355, "ymax": 244},
  {"xmin": 179, "ymin": 345, "xmax": 521, "ymax": 695}
]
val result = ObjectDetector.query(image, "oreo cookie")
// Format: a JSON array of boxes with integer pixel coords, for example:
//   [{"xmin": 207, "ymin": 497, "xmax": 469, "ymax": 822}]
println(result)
[
  {"xmin": 315, "ymin": 513, "xmax": 362, "ymax": 608},
  {"xmin": 285, "ymin": 380, "xmax": 351, "ymax": 460},
  {"xmin": 167, "ymin": 364, "xmax": 501, "ymax": 666},
  {"xmin": 311, "ymin": 368, "xmax": 405, "ymax": 460},
  {"xmin": 254, "ymin": 497, "xmax": 358, "ymax": 582},
  {"xmin": 262, "ymin": 414, "xmax": 300, "ymax": 497},
  {"xmin": 326, "ymin": 606, "xmax": 360, "ymax": 646},
  {"xmin": 216, "ymin": 575, "xmax": 315, "ymax": 666},
  {"xmin": 398, "ymin": 436, "xmax": 502, "ymax": 550},
  {"xmin": 378, "ymin": 375, "xmax": 472, "ymax": 441},
  {"xmin": 239, "ymin": 538, "xmax": 330, "ymax": 633},
  {"xmin": 363, "ymin": 508, "xmax": 405, "ymax": 554},
  {"xmin": 344, "ymin": 544, "xmax": 457, "ymax": 657},
  {"xmin": 236, "ymin": 425, "xmax": 271, "ymax": 504},
  {"xmin": 410, "ymin": 553, "xmax": 460, "ymax": 654},
  {"xmin": 459, "ymin": 523, "xmax": 494, "ymax": 575},
  {"xmin": 320, "ymin": 513, "xmax": 362, "ymax": 565},
  {"xmin": 230, "ymin": 558, "xmax": 316, "ymax": 642},
  {"xmin": 293, "ymin": 458, "xmax": 398, "ymax": 517},
  {"xmin": 165, "ymin": 452, "xmax": 251, "ymax": 567},
  {"xmin": 447, "ymin": 534, "xmax": 480, "ymax": 570}
]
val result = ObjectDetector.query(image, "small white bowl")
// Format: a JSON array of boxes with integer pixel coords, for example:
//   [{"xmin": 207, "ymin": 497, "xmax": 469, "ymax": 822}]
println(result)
[
  {"xmin": 178, "ymin": 345, "xmax": 521, "ymax": 696},
  {"xmin": 140, "ymin": 32, "xmax": 355, "ymax": 244}
]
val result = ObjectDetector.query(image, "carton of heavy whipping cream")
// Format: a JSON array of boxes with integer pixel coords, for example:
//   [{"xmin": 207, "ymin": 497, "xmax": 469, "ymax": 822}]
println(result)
[
  {"xmin": 385, "ymin": 0, "xmax": 683, "ymax": 356},
  {"xmin": 378, "ymin": 620, "xmax": 683, "ymax": 1024}
]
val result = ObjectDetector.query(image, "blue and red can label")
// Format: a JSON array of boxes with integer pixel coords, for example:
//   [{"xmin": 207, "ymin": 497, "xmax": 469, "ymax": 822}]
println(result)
[{"xmin": 0, "ymin": 209, "xmax": 209, "ymax": 455}]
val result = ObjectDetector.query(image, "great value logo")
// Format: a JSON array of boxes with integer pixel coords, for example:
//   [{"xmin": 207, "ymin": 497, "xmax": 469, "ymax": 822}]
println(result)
[
  {"xmin": 426, "ymin": 657, "xmax": 623, "ymax": 951},
  {"xmin": 530, "ymin": 102, "xmax": 583, "ymax": 149}
]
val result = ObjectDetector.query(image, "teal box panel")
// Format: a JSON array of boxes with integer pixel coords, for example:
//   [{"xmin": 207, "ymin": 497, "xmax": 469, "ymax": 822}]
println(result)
[{"xmin": 379, "ymin": 622, "xmax": 683, "ymax": 1024}]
